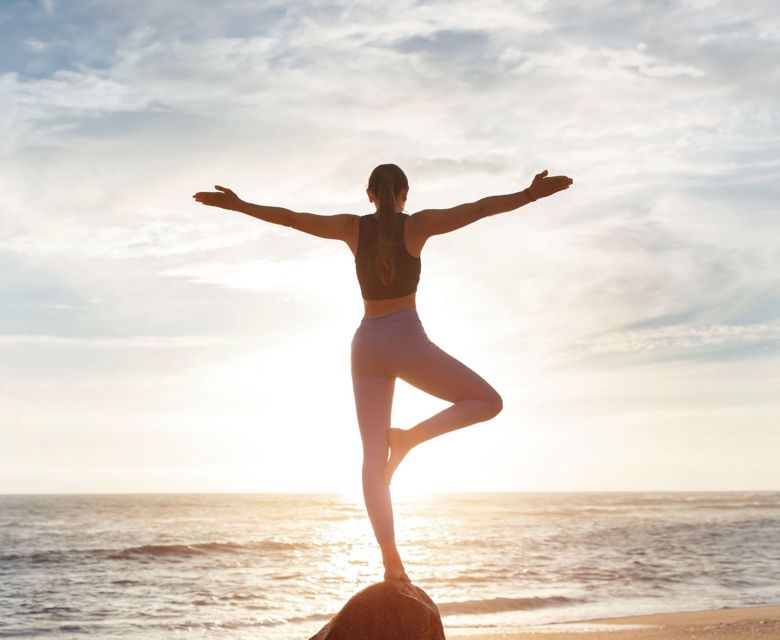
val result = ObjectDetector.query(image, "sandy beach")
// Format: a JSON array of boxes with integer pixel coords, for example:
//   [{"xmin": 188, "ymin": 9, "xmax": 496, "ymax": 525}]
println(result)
[{"xmin": 449, "ymin": 604, "xmax": 780, "ymax": 639}]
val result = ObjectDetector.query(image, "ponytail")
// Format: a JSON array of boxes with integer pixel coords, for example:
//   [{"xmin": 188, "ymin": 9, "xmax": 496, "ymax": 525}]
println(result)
[
  {"xmin": 375, "ymin": 173, "xmax": 397, "ymax": 286},
  {"xmin": 367, "ymin": 164, "xmax": 409, "ymax": 287}
]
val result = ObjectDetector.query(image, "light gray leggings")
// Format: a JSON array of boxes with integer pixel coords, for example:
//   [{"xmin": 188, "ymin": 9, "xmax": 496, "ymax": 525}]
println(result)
[{"xmin": 350, "ymin": 306, "xmax": 503, "ymax": 544}]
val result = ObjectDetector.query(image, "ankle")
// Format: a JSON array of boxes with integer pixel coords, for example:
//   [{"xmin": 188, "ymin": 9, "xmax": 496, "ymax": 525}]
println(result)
[
  {"xmin": 407, "ymin": 424, "xmax": 429, "ymax": 447},
  {"xmin": 379, "ymin": 540, "xmax": 402, "ymax": 565}
]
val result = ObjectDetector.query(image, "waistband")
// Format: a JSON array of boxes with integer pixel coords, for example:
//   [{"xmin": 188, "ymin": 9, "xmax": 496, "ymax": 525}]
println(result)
[{"xmin": 359, "ymin": 307, "xmax": 421, "ymax": 323}]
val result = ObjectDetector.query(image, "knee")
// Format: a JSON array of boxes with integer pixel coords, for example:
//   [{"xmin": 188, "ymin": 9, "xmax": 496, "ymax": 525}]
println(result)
[{"xmin": 485, "ymin": 391, "xmax": 503, "ymax": 419}]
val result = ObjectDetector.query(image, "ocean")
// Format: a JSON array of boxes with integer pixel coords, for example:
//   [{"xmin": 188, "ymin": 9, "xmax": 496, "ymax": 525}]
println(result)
[{"xmin": 1, "ymin": 492, "xmax": 778, "ymax": 638}]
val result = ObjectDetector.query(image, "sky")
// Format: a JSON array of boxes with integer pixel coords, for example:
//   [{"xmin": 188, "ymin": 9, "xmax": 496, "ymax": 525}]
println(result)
[{"xmin": 1, "ymin": 0, "xmax": 778, "ymax": 494}]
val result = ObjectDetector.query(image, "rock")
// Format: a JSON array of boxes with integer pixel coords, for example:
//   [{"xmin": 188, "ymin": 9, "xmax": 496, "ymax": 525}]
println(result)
[{"xmin": 308, "ymin": 580, "xmax": 446, "ymax": 640}]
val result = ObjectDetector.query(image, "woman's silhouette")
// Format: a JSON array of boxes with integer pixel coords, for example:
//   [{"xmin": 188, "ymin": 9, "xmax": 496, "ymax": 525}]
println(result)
[{"xmin": 193, "ymin": 164, "xmax": 573, "ymax": 582}]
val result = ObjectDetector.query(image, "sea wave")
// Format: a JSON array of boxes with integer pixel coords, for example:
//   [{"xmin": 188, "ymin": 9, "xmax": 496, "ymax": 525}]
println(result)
[
  {"xmin": 106, "ymin": 539, "xmax": 309, "ymax": 559},
  {"xmin": 0, "ymin": 540, "xmax": 311, "ymax": 564},
  {"xmin": 438, "ymin": 594, "xmax": 578, "ymax": 616}
]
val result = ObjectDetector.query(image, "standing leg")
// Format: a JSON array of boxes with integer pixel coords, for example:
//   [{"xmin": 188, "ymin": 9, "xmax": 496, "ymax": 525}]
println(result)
[
  {"xmin": 351, "ymin": 373, "xmax": 409, "ymax": 581},
  {"xmin": 385, "ymin": 338, "xmax": 503, "ymax": 484}
]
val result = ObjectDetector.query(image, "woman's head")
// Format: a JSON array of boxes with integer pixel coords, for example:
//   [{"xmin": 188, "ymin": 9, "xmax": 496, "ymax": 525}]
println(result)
[
  {"xmin": 366, "ymin": 164, "xmax": 409, "ymax": 286},
  {"xmin": 366, "ymin": 164, "xmax": 409, "ymax": 213}
]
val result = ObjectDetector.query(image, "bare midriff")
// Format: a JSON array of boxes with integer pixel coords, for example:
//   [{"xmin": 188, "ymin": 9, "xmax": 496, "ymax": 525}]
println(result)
[{"xmin": 363, "ymin": 291, "xmax": 417, "ymax": 318}]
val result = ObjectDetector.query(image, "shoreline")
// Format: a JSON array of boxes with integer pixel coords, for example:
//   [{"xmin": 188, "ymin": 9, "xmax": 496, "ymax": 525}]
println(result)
[{"xmin": 448, "ymin": 604, "xmax": 780, "ymax": 639}]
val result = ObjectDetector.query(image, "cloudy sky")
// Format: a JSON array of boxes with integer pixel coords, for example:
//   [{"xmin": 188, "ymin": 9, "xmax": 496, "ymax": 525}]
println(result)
[{"xmin": 1, "ymin": 0, "xmax": 778, "ymax": 494}]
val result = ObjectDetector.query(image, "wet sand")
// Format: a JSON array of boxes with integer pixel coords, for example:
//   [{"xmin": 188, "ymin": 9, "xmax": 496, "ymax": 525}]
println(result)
[{"xmin": 449, "ymin": 604, "xmax": 780, "ymax": 639}]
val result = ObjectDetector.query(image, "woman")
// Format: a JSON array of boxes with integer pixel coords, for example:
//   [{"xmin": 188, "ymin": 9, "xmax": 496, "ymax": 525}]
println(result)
[{"xmin": 193, "ymin": 164, "xmax": 573, "ymax": 582}]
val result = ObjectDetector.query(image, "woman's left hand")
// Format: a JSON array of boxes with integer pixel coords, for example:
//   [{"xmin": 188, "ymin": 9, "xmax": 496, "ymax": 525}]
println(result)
[{"xmin": 526, "ymin": 170, "xmax": 574, "ymax": 200}]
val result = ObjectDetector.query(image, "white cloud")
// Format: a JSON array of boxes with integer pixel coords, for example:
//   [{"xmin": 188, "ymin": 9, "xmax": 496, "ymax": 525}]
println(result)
[
  {"xmin": 564, "ymin": 322, "xmax": 780, "ymax": 356},
  {"xmin": 0, "ymin": 334, "xmax": 249, "ymax": 348},
  {"xmin": 159, "ymin": 253, "xmax": 350, "ymax": 295},
  {"xmin": 24, "ymin": 38, "xmax": 49, "ymax": 53}
]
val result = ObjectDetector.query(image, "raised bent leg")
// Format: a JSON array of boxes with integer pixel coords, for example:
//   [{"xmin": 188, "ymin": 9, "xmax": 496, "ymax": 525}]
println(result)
[{"xmin": 399, "ymin": 339, "xmax": 503, "ymax": 442}]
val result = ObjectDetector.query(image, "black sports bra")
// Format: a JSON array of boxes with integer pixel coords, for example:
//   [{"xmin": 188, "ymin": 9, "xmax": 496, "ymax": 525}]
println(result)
[{"xmin": 354, "ymin": 213, "xmax": 421, "ymax": 300}]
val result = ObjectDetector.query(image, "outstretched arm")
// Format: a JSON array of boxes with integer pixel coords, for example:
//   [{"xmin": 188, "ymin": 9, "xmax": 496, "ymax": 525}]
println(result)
[
  {"xmin": 192, "ymin": 185, "xmax": 356, "ymax": 243},
  {"xmin": 410, "ymin": 169, "xmax": 573, "ymax": 241}
]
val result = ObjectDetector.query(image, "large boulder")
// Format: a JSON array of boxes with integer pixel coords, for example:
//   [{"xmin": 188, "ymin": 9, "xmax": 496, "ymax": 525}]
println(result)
[{"xmin": 309, "ymin": 580, "xmax": 446, "ymax": 640}]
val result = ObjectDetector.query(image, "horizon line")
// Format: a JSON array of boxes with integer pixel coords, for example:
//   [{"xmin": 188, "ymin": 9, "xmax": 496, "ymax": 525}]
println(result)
[{"xmin": 2, "ymin": 488, "xmax": 778, "ymax": 497}]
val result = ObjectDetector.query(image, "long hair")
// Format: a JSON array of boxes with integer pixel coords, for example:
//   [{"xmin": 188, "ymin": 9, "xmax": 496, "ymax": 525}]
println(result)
[{"xmin": 367, "ymin": 163, "xmax": 409, "ymax": 286}]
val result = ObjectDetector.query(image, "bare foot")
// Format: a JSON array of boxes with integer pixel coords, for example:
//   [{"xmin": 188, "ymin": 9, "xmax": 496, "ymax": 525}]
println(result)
[{"xmin": 384, "ymin": 428, "xmax": 415, "ymax": 486}]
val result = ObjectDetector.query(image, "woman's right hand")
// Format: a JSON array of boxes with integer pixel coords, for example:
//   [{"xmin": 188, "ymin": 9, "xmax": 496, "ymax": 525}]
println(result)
[
  {"xmin": 192, "ymin": 185, "xmax": 243, "ymax": 211},
  {"xmin": 526, "ymin": 170, "xmax": 574, "ymax": 200}
]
